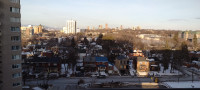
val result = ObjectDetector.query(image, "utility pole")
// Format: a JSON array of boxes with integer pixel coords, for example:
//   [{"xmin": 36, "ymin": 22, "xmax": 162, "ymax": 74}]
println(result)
[
  {"xmin": 178, "ymin": 70, "xmax": 179, "ymax": 82},
  {"xmin": 192, "ymin": 69, "xmax": 194, "ymax": 83}
]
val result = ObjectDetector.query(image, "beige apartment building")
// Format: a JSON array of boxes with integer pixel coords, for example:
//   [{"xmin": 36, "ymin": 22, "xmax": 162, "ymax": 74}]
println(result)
[{"xmin": 0, "ymin": 0, "xmax": 22, "ymax": 90}]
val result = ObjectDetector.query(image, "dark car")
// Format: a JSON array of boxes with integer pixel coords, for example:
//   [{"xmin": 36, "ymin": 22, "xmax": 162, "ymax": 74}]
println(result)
[{"xmin": 97, "ymin": 75, "xmax": 106, "ymax": 79}]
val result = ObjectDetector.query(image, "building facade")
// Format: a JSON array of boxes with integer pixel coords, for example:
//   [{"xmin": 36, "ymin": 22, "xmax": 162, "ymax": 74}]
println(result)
[
  {"xmin": 21, "ymin": 25, "xmax": 34, "ymax": 39},
  {"xmin": 33, "ymin": 24, "xmax": 43, "ymax": 34},
  {"xmin": 63, "ymin": 20, "xmax": 76, "ymax": 34},
  {"xmin": 0, "ymin": 0, "xmax": 22, "ymax": 90},
  {"xmin": 136, "ymin": 57, "xmax": 149, "ymax": 77},
  {"xmin": 105, "ymin": 23, "xmax": 108, "ymax": 30}
]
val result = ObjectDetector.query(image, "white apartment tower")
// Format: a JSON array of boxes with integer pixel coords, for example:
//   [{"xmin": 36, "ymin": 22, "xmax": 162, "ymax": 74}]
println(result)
[{"xmin": 63, "ymin": 20, "xmax": 76, "ymax": 34}]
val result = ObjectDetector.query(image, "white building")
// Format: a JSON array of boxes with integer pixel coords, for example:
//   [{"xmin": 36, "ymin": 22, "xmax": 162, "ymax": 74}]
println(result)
[{"xmin": 63, "ymin": 20, "xmax": 76, "ymax": 34}]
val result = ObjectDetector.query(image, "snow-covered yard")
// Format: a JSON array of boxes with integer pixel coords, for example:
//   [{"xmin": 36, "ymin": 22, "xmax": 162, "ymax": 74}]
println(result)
[
  {"xmin": 113, "ymin": 65, "xmax": 121, "ymax": 76},
  {"xmin": 129, "ymin": 60, "xmax": 136, "ymax": 76},
  {"xmin": 163, "ymin": 81, "xmax": 200, "ymax": 88},
  {"xmin": 61, "ymin": 64, "xmax": 73, "ymax": 77},
  {"xmin": 149, "ymin": 63, "xmax": 183, "ymax": 76}
]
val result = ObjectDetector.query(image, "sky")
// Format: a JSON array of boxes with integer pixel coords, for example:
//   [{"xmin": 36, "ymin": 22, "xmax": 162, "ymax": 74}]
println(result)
[{"xmin": 21, "ymin": 0, "xmax": 200, "ymax": 30}]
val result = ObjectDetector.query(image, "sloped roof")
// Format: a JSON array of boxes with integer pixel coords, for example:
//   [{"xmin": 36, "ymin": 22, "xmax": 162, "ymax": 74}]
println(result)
[
  {"xmin": 116, "ymin": 55, "xmax": 127, "ymax": 60},
  {"xmin": 28, "ymin": 57, "xmax": 61, "ymax": 63},
  {"xmin": 95, "ymin": 57, "xmax": 108, "ymax": 62}
]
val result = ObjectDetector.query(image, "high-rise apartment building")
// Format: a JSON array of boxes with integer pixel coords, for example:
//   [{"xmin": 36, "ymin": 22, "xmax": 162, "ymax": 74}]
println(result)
[
  {"xmin": 33, "ymin": 24, "xmax": 43, "ymax": 34},
  {"xmin": 87, "ymin": 26, "xmax": 90, "ymax": 30},
  {"xmin": 136, "ymin": 26, "xmax": 141, "ymax": 30},
  {"xmin": 63, "ymin": 20, "xmax": 76, "ymax": 34},
  {"xmin": 120, "ymin": 25, "xmax": 123, "ymax": 30},
  {"xmin": 98, "ymin": 25, "xmax": 103, "ymax": 29},
  {"xmin": 21, "ymin": 25, "xmax": 34, "ymax": 39},
  {"xmin": 92, "ymin": 26, "xmax": 95, "ymax": 30},
  {"xmin": 132, "ymin": 26, "xmax": 135, "ymax": 30},
  {"xmin": 105, "ymin": 23, "xmax": 108, "ymax": 30},
  {"xmin": 0, "ymin": 0, "xmax": 22, "ymax": 90}
]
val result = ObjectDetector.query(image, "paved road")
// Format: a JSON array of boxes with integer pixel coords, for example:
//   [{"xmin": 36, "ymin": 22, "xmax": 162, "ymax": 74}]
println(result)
[
  {"xmin": 25, "ymin": 65, "xmax": 200, "ymax": 90},
  {"xmin": 26, "ymin": 75, "xmax": 200, "ymax": 90}
]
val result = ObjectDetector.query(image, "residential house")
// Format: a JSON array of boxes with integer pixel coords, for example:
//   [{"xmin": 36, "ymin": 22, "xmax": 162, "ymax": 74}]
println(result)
[
  {"xmin": 148, "ymin": 58, "xmax": 160, "ymax": 71},
  {"xmin": 108, "ymin": 62, "xmax": 114, "ymax": 74},
  {"xmin": 83, "ymin": 56, "xmax": 96, "ymax": 72},
  {"xmin": 95, "ymin": 57, "xmax": 108, "ymax": 72},
  {"xmin": 114, "ymin": 55, "xmax": 129, "ymax": 75},
  {"xmin": 24, "ymin": 57, "xmax": 61, "ymax": 75}
]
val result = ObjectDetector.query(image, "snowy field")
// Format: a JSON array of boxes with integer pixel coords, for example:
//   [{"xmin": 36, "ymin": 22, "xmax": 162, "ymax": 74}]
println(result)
[
  {"xmin": 149, "ymin": 63, "xmax": 183, "ymax": 76},
  {"xmin": 163, "ymin": 81, "xmax": 200, "ymax": 88}
]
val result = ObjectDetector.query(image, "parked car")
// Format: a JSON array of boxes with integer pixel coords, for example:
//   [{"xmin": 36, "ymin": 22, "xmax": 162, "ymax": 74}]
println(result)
[{"xmin": 97, "ymin": 75, "xmax": 106, "ymax": 79}]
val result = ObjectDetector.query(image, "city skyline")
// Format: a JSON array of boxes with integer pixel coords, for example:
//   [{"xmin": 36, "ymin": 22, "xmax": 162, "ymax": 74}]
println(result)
[{"xmin": 21, "ymin": 0, "xmax": 200, "ymax": 30}]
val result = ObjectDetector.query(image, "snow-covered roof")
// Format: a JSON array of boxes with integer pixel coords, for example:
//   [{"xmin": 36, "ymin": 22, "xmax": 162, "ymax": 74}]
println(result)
[
  {"xmin": 151, "ymin": 65, "xmax": 158, "ymax": 67},
  {"xmin": 197, "ymin": 51, "xmax": 200, "ymax": 54},
  {"xmin": 21, "ymin": 52, "xmax": 32, "ymax": 55},
  {"xmin": 148, "ymin": 59, "xmax": 155, "ymax": 62},
  {"xmin": 91, "ymin": 42, "xmax": 96, "ymax": 45},
  {"xmin": 77, "ymin": 63, "xmax": 83, "ymax": 66},
  {"xmin": 32, "ymin": 87, "xmax": 43, "ymax": 90}
]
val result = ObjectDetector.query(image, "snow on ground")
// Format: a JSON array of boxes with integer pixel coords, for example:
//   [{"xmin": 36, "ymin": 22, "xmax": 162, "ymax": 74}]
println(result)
[
  {"xmin": 149, "ymin": 63, "xmax": 182, "ymax": 76},
  {"xmin": 163, "ymin": 81, "xmax": 200, "ymax": 88},
  {"xmin": 61, "ymin": 64, "xmax": 73, "ymax": 77},
  {"xmin": 113, "ymin": 65, "xmax": 121, "ymax": 76},
  {"xmin": 99, "ymin": 71, "xmax": 108, "ymax": 76},
  {"xmin": 61, "ymin": 64, "xmax": 68, "ymax": 75},
  {"xmin": 32, "ymin": 87, "xmax": 43, "ymax": 90},
  {"xmin": 68, "ymin": 64, "xmax": 73, "ymax": 75},
  {"xmin": 189, "ymin": 67, "xmax": 200, "ymax": 73},
  {"xmin": 129, "ymin": 60, "xmax": 136, "ymax": 76}
]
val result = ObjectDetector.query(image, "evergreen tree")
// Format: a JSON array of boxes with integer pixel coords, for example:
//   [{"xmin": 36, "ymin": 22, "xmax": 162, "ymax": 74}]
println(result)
[
  {"xmin": 162, "ymin": 49, "xmax": 171, "ymax": 73},
  {"xmin": 181, "ymin": 42, "xmax": 190, "ymax": 62},
  {"xmin": 173, "ymin": 32, "xmax": 179, "ymax": 49}
]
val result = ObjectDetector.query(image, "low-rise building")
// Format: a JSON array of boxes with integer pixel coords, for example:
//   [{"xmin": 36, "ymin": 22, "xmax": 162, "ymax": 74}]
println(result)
[
  {"xmin": 114, "ymin": 55, "xmax": 129, "ymax": 75},
  {"xmin": 83, "ymin": 56, "xmax": 96, "ymax": 72},
  {"xmin": 24, "ymin": 57, "xmax": 61, "ymax": 75},
  {"xmin": 96, "ymin": 57, "xmax": 108, "ymax": 72},
  {"xmin": 136, "ymin": 57, "xmax": 150, "ymax": 77}
]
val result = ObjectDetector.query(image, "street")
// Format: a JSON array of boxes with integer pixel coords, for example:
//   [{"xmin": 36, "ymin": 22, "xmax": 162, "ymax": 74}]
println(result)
[{"xmin": 25, "ymin": 74, "xmax": 200, "ymax": 90}]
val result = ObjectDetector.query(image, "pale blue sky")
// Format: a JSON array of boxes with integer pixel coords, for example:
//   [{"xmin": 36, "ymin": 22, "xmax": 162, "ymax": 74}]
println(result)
[{"xmin": 21, "ymin": 0, "xmax": 200, "ymax": 30}]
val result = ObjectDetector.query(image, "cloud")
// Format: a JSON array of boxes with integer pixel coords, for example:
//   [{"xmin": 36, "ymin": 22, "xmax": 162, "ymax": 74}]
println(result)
[
  {"xmin": 168, "ymin": 19, "xmax": 188, "ymax": 22},
  {"xmin": 195, "ymin": 17, "xmax": 200, "ymax": 19}
]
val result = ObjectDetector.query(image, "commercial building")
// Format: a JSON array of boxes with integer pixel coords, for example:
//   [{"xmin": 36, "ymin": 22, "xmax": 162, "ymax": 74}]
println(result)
[
  {"xmin": 136, "ymin": 57, "xmax": 150, "ymax": 77},
  {"xmin": 0, "ymin": 0, "xmax": 22, "ymax": 90},
  {"xmin": 63, "ymin": 20, "xmax": 76, "ymax": 34}
]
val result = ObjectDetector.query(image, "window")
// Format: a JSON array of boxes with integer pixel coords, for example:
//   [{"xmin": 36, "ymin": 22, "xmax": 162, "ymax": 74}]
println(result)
[
  {"xmin": 12, "ymin": 55, "xmax": 21, "ymax": 60},
  {"xmin": 12, "ymin": 72, "xmax": 21, "ymax": 78},
  {"xmin": 10, "ymin": 17, "xmax": 20, "ymax": 22},
  {"xmin": 13, "ymin": 82, "xmax": 21, "ymax": 87},
  {"xmin": 10, "ymin": 7, "xmax": 20, "ymax": 13},
  {"xmin": 11, "ymin": 46, "xmax": 20, "ymax": 50},
  {"xmin": 11, "ymin": 27, "xmax": 20, "ymax": 32},
  {"xmin": 10, "ymin": 0, "xmax": 20, "ymax": 3},
  {"xmin": 12, "ymin": 64, "xmax": 21, "ymax": 69},
  {"xmin": 11, "ymin": 36, "xmax": 20, "ymax": 41}
]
